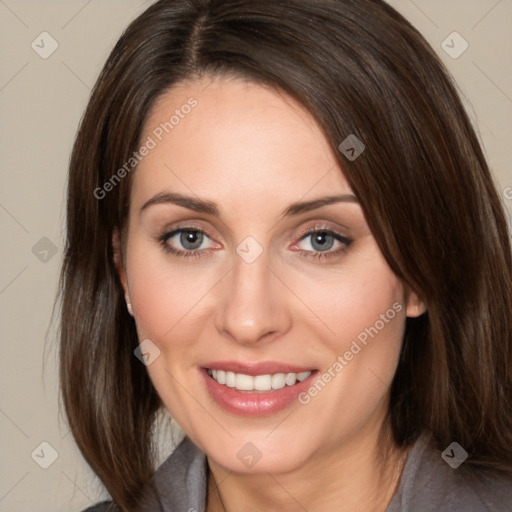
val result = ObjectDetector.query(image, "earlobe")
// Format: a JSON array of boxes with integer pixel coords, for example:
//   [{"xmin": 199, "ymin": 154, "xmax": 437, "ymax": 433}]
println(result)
[
  {"xmin": 112, "ymin": 228, "xmax": 132, "ymax": 315},
  {"xmin": 405, "ymin": 288, "xmax": 427, "ymax": 318}
]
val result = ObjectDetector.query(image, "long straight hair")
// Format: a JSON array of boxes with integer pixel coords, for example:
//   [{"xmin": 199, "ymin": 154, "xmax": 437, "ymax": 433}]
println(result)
[{"xmin": 59, "ymin": 0, "xmax": 512, "ymax": 508}]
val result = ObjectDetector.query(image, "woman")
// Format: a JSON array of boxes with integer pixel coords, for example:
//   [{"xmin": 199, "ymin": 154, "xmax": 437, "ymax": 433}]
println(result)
[{"xmin": 59, "ymin": 0, "xmax": 512, "ymax": 510}]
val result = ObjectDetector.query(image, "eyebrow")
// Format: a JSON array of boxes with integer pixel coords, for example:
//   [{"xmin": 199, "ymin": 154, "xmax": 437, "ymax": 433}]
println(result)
[{"xmin": 139, "ymin": 192, "xmax": 359, "ymax": 218}]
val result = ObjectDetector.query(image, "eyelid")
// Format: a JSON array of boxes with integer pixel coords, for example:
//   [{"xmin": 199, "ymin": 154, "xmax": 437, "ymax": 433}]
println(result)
[
  {"xmin": 162, "ymin": 221, "xmax": 218, "ymax": 243},
  {"xmin": 294, "ymin": 222, "xmax": 349, "ymax": 240}
]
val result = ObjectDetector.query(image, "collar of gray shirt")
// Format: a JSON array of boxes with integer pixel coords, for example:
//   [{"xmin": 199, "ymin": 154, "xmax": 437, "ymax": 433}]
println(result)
[{"xmin": 86, "ymin": 430, "xmax": 512, "ymax": 511}]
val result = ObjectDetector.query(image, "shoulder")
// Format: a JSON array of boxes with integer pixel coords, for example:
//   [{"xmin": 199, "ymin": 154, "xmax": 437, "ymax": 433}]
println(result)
[
  {"xmin": 151, "ymin": 435, "xmax": 208, "ymax": 511},
  {"xmin": 387, "ymin": 431, "xmax": 512, "ymax": 512},
  {"xmin": 81, "ymin": 501, "xmax": 114, "ymax": 512},
  {"xmin": 77, "ymin": 437, "xmax": 207, "ymax": 512}
]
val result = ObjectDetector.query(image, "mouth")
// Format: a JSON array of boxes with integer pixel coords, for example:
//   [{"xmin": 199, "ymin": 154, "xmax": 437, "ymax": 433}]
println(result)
[{"xmin": 200, "ymin": 363, "xmax": 318, "ymax": 416}]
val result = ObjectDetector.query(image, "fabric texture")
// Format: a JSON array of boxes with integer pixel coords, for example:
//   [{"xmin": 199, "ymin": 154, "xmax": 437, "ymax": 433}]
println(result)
[{"xmin": 83, "ymin": 431, "xmax": 512, "ymax": 511}]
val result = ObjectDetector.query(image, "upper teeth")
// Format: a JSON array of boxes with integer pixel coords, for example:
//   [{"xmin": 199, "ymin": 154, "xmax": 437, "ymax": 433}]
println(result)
[{"xmin": 208, "ymin": 369, "xmax": 311, "ymax": 391}]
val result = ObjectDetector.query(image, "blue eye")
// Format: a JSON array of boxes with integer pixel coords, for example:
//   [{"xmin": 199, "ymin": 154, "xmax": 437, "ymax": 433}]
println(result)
[
  {"xmin": 301, "ymin": 231, "xmax": 337, "ymax": 251},
  {"xmin": 158, "ymin": 226, "xmax": 352, "ymax": 261},
  {"xmin": 159, "ymin": 228, "xmax": 214, "ymax": 259},
  {"xmin": 294, "ymin": 227, "xmax": 352, "ymax": 260}
]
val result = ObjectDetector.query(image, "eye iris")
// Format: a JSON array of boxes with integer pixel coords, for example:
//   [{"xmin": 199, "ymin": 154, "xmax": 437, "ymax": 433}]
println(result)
[
  {"xmin": 180, "ymin": 230, "xmax": 203, "ymax": 250},
  {"xmin": 311, "ymin": 232, "xmax": 334, "ymax": 252}
]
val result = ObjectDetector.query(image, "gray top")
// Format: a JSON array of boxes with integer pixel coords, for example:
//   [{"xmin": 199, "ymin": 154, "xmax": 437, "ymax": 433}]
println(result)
[{"xmin": 84, "ymin": 431, "xmax": 512, "ymax": 511}]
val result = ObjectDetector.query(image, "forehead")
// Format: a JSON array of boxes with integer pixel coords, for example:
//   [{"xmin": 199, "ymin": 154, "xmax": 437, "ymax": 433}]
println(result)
[{"xmin": 130, "ymin": 76, "xmax": 352, "ymax": 215}]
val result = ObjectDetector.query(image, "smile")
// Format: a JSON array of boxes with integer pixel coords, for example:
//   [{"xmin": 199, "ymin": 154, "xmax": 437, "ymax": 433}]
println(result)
[
  {"xmin": 206, "ymin": 368, "xmax": 312, "ymax": 392},
  {"xmin": 201, "ymin": 364, "xmax": 318, "ymax": 416}
]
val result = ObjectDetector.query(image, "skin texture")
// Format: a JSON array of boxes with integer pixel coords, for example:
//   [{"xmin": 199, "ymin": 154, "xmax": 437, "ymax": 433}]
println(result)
[{"xmin": 114, "ymin": 76, "xmax": 426, "ymax": 511}]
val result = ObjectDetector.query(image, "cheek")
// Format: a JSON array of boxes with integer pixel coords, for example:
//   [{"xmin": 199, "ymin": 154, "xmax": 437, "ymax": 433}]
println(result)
[
  {"xmin": 335, "ymin": 268, "xmax": 404, "ymax": 355},
  {"xmin": 125, "ymin": 245, "xmax": 212, "ymax": 419},
  {"xmin": 126, "ymin": 242, "xmax": 213, "ymax": 341},
  {"xmin": 289, "ymin": 247, "xmax": 407, "ymax": 414},
  {"xmin": 287, "ymin": 249, "xmax": 405, "ymax": 355},
  {"xmin": 319, "ymin": 268, "xmax": 405, "ymax": 418}
]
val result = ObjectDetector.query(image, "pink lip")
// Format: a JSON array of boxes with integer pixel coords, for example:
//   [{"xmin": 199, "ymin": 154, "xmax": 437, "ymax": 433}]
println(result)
[{"xmin": 200, "ymin": 364, "xmax": 318, "ymax": 417}]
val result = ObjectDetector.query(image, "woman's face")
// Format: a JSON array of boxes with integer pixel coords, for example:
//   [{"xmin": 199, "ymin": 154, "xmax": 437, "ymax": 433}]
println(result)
[{"xmin": 116, "ymin": 76, "xmax": 424, "ymax": 474}]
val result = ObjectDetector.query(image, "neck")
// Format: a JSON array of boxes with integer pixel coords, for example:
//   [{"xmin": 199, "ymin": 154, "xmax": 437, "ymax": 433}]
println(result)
[{"xmin": 206, "ymin": 423, "xmax": 409, "ymax": 512}]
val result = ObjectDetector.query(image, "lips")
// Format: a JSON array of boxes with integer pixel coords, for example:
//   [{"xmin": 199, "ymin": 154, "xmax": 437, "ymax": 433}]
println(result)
[{"xmin": 200, "ymin": 361, "xmax": 318, "ymax": 416}]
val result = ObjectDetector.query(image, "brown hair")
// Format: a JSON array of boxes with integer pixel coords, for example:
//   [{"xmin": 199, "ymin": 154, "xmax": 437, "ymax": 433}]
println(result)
[{"xmin": 59, "ymin": 0, "xmax": 512, "ymax": 508}]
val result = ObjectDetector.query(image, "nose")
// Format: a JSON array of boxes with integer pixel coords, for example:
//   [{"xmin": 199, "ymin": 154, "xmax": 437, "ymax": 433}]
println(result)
[{"xmin": 215, "ymin": 248, "xmax": 292, "ymax": 346}]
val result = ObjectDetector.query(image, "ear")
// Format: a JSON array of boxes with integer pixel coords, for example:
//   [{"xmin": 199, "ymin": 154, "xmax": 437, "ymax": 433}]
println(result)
[
  {"xmin": 405, "ymin": 286, "xmax": 427, "ymax": 318},
  {"xmin": 112, "ymin": 227, "xmax": 133, "ymax": 316}
]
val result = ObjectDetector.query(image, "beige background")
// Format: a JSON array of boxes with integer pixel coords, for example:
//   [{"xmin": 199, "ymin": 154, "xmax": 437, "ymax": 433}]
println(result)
[{"xmin": 0, "ymin": 1, "xmax": 511, "ymax": 510}]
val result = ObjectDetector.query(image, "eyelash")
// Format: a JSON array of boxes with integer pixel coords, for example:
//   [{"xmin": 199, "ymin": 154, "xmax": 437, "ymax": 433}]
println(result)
[{"xmin": 158, "ymin": 224, "xmax": 352, "ymax": 261}]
